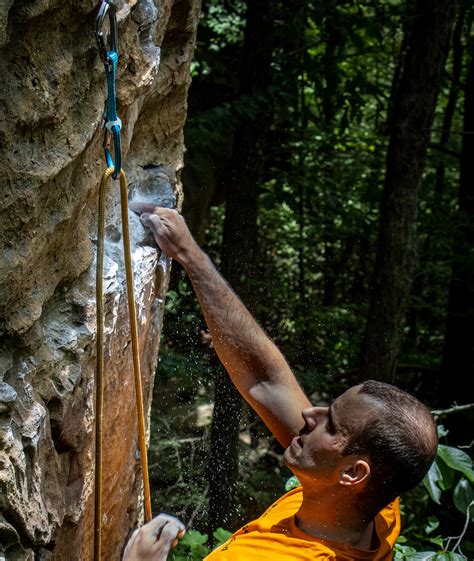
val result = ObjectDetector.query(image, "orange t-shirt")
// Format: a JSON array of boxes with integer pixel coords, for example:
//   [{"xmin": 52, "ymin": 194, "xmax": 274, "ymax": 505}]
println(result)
[{"xmin": 205, "ymin": 487, "xmax": 400, "ymax": 561}]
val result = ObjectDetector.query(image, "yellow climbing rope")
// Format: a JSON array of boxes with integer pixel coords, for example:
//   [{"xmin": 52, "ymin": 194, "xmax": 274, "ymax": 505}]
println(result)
[{"xmin": 95, "ymin": 167, "xmax": 152, "ymax": 561}]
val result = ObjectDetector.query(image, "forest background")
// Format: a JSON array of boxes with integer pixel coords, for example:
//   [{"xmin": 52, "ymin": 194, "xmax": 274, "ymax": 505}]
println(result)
[{"xmin": 148, "ymin": 1, "xmax": 474, "ymax": 559}]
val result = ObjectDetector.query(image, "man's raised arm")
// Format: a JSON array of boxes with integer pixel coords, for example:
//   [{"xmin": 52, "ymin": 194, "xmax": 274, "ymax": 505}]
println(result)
[{"xmin": 130, "ymin": 204, "xmax": 310, "ymax": 447}]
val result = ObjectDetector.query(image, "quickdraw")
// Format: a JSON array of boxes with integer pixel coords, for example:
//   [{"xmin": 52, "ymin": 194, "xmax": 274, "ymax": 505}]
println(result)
[
  {"xmin": 96, "ymin": 0, "xmax": 122, "ymax": 178},
  {"xmin": 94, "ymin": 3, "xmax": 152, "ymax": 559}
]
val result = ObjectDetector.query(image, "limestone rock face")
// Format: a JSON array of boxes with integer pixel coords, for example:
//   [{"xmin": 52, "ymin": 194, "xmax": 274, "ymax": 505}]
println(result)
[{"xmin": 0, "ymin": 1, "xmax": 200, "ymax": 559}]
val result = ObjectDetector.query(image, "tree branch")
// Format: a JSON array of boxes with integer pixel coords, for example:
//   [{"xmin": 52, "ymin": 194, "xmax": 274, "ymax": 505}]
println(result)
[
  {"xmin": 187, "ymin": 484, "xmax": 209, "ymax": 528},
  {"xmin": 445, "ymin": 500, "xmax": 474, "ymax": 554},
  {"xmin": 431, "ymin": 403, "xmax": 474, "ymax": 418},
  {"xmin": 444, "ymin": 70, "xmax": 466, "ymax": 91},
  {"xmin": 429, "ymin": 128, "xmax": 474, "ymax": 135},
  {"xmin": 429, "ymin": 142, "xmax": 461, "ymax": 158}
]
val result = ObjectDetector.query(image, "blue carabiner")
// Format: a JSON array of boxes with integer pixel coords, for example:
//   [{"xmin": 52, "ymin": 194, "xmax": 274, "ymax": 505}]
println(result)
[
  {"xmin": 96, "ymin": 2, "xmax": 122, "ymax": 179},
  {"xmin": 103, "ymin": 49, "xmax": 122, "ymax": 178}
]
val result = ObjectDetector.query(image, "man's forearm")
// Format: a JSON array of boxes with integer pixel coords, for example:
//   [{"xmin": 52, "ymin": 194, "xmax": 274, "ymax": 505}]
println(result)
[
  {"xmin": 176, "ymin": 245, "xmax": 310, "ymax": 446},
  {"xmin": 179, "ymin": 246, "xmax": 289, "ymax": 387}
]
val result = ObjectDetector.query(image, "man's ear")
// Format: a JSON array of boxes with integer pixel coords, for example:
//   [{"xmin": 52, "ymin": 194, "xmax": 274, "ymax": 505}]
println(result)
[{"xmin": 339, "ymin": 459, "xmax": 371, "ymax": 487}]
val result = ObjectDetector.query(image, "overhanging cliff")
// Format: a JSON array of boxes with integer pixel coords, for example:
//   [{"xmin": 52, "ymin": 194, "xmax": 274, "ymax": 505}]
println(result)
[{"xmin": 0, "ymin": 1, "xmax": 200, "ymax": 559}]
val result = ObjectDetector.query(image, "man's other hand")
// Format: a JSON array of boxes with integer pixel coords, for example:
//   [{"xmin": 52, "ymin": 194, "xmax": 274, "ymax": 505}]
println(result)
[
  {"xmin": 129, "ymin": 203, "xmax": 197, "ymax": 263},
  {"xmin": 122, "ymin": 513, "xmax": 186, "ymax": 561}
]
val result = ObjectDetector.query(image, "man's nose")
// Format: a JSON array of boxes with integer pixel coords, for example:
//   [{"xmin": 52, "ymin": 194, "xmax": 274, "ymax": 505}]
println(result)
[{"xmin": 302, "ymin": 406, "xmax": 328, "ymax": 429}]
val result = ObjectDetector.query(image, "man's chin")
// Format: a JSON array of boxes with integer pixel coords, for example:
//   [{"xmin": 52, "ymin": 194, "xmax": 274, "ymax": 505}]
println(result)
[{"xmin": 283, "ymin": 446, "xmax": 296, "ymax": 467}]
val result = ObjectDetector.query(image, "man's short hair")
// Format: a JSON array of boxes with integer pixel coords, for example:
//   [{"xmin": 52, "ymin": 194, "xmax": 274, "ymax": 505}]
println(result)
[{"xmin": 342, "ymin": 380, "xmax": 438, "ymax": 511}]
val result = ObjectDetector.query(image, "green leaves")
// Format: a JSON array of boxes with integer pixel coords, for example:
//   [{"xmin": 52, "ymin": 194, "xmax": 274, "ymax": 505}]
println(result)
[
  {"xmin": 453, "ymin": 478, "xmax": 474, "ymax": 519},
  {"xmin": 424, "ymin": 516, "xmax": 440, "ymax": 535},
  {"xmin": 408, "ymin": 553, "xmax": 465, "ymax": 561},
  {"xmin": 169, "ymin": 527, "xmax": 233, "ymax": 561},
  {"xmin": 285, "ymin": 475, "xmax": 301, "ymax": 491},
  {"xmin": 213, "ymin": 527, "xmax": 233, "ymax": 546},
  {"xmin": 169, "ymin": 529, "xmax": 209, "ymax": 561},
  {"xmin": 424, "ymin": 460, "xmax": 444, "ymax": 504},
  {"xmin": 400, "ymin": 443, "xmax": 473, "ymax": 559},
  {"xmin": 394, "ymin": 542, "xmax": 467, "ymax": 560},
  {"xmin": 423, "ymin": 444, "xmax": 474, "ymax": 512},
  {"xmin": 437, "ymin": 445, "xmax": 474, "ymax": 483}
]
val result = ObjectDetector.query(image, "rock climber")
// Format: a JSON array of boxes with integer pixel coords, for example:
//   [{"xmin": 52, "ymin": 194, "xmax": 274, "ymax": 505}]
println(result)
[{"xmin": 123, "ymin": 204, "xmax": 438, "ymax": 561}]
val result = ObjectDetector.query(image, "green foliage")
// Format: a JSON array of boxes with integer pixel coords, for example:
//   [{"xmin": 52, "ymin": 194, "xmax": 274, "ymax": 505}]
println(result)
[
  {"xmin": 454, "ymin": 479, "xmax": 474, "ymax": 517},
  {"xmin": 213, "ymin": 528, "xmax": 233, "ymax": 545},
  {"xmin": 169, "ymin": 528, "xmax": 233, "ymax": 561},
  {"xmin": 436, "ymin": 446, "xmax": 474, "ymax": 484},
  {"xmin": 285, "ymin": 475, "xmax": 301, "ymax": 492},
  {"xmin": 155, "ymin": 346, "xmax": 212, "ymax": 395},
  {"xmin": 396, "ymin": 439, "xmax": 474, "ymax": 560},
  {"xmin": 394, "ymin": 547, "xmax": 466, "ymax": 561},
  {"xmin": 184, "ymin": 0, "xmax": 470, "ymax": 392},
  {"xmin": 423, "ymin": 444, "xmax": 474, "ymax": 515},
  {"xmin": 169, "ymin": 529, "xmax": 208, "ymax": 561}
]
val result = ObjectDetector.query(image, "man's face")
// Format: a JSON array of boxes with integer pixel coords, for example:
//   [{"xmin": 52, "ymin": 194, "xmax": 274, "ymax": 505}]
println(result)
[{"xmin": 284, "ymin": 385, "xmax": 375, "ymax": 485}]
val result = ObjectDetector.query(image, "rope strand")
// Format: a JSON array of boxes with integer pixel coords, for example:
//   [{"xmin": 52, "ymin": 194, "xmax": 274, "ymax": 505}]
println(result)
[
  {"xmin": 119, "ymin": 171, "xmax": 153, "ymax": 522},
  {"xmin": 94, "ymin": 167, "xmax": 152, "ymax": 561},
  {"xmin": 94, "ymin": 166, "xmax": 113, "ymax": 561}
]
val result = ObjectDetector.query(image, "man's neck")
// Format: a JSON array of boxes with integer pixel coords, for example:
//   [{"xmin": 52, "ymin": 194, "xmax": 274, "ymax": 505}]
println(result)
[{"xmin": 295, "ymin": 487, "xmax": 375, "ymax": 550}]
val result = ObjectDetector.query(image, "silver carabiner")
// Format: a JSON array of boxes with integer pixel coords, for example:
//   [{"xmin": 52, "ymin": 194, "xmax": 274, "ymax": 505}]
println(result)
[{"xmin": 96, "ymin": 1, "xmax": 118, "ymax": 66}]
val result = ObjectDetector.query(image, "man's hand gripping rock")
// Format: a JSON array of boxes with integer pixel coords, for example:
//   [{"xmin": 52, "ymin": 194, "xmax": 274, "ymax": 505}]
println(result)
[{"xmin": 129, "ymin": 203, "xmax": 198, "ymax": 264}]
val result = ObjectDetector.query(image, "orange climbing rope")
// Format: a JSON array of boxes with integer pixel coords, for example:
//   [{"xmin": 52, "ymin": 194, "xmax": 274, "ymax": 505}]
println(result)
[
  {"xmin": 94, "ymin": 4, "xmax": 152, "ymax": 557},
  {"xmin": 94, "ymin": 167, "xmax": 152, "ymax": 561}
]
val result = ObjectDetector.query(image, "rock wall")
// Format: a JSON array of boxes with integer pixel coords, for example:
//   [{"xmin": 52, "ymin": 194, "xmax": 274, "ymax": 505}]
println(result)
[{"xmin": 0, "ymin": 1, "xmax": 200, "ymax": 559}]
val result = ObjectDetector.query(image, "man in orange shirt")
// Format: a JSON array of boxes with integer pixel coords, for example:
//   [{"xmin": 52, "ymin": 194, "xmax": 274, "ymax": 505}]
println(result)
[{"xmin": 123, "ymin": 205, "xmax": 438, "ymax": 561}]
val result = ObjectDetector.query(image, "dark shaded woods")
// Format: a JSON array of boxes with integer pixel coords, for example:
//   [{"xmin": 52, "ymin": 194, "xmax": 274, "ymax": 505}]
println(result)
[{"xmin": 168, "ymin": 0, "xmax": 473, "ymax": 532}]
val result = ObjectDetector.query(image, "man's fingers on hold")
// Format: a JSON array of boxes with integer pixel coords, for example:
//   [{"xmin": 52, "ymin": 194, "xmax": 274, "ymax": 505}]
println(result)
[
  {"xmin": 141, "ymin": 514, "xmax": 172, "ymax": 542},
  {"xmin": 122, "ymin": 528, "xmax": 139, "ymax": 557},
  {"xmin": 160, "ymin": 523, "xmax": 180, "ymax": 543},
  {"xmin": 129, "ymin": 202, "xmax": 159, "ymax": 215},
  {"xmin": 140, "ymin": 213, "xmax": 161, "ymax": 231},
  {"xmin": 170, "ymin": 527, "xmax": 186, "ymax": 548}
]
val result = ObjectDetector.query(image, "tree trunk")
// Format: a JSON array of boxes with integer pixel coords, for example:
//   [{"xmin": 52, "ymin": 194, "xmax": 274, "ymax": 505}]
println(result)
[
  {"xmin": 207, "ymin": 0, "xmax": 274, "ymax": 535},
  {"xmin": 361, "ymin": 0, "xmax": 456, "ymax": 382},
  {"xmin": 406, "ymin": 9, "xmax": 466, "ymax": 345},
  {"xmin": 434, "ymin": 10, "xmax": 466, "ymax": 196},
  {"xmin": 439, "ymin": 48, "xmax": 474, "ymax": 410}
]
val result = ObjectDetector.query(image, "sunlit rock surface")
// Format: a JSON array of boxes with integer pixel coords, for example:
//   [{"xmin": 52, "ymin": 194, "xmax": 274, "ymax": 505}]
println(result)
[{"xmin": 0, "ymin": 1, "xmax": 200, "ymax": 559}]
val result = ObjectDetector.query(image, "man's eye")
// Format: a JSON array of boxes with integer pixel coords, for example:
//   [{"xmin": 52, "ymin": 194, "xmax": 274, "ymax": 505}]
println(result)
[{"xmin": 326, "ymin": 420, "xmax": 335, "ymax": 434}]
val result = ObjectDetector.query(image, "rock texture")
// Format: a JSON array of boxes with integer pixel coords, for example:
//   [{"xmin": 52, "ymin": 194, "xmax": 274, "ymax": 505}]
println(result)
[{"xmin": 0, "ymin": 1, "xmax": 200, "ymax": 559}]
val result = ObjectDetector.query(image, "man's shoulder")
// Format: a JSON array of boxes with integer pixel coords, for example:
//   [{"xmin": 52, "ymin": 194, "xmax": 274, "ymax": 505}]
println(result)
[
  {"xmin": 205, "ymin": 489, "xmax": 339, "ymax": 560},
  {"xmin": 205, "ymin": 491, "xmax": 400, "ymax": 561}
]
